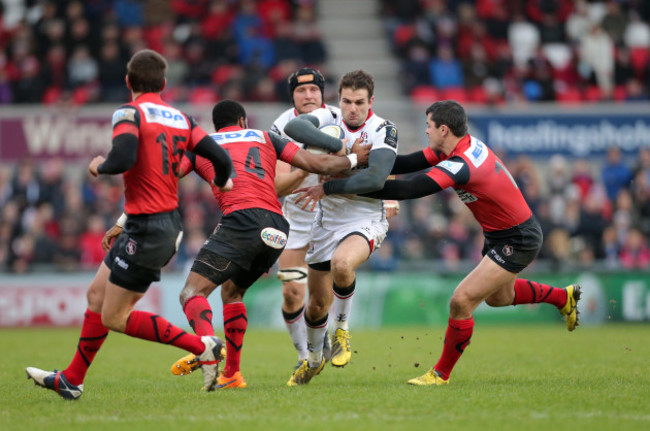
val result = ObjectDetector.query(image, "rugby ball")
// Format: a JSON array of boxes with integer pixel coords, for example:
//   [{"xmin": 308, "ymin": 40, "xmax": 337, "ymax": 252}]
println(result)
[{"xmin": 306, "ymin": 124, "xmax": 345, "ymax": 154}]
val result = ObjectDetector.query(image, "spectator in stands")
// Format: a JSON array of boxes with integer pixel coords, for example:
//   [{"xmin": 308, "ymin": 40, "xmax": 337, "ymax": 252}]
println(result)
[
  {"xmin": 619, "ymin": 227, "xmax": 650, "ymax": 269},
  {"xmin": 429, "ymin": 44, "xmax": 464, "ymax": 88},
  {"xmin": 601, "ymin": 0, "xmax": 628, "ymax": 46},
  {"xmin": 601, "ymin": 146, "xmax": 632, "ymax": 203},
  {"xmin": 579, "ymin": 23, "xmax": 614, "ymax": 98}
]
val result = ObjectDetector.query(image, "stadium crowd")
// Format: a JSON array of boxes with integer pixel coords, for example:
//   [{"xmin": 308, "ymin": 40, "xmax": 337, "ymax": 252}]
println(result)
[
  {"xmin": 0, "ymin": 0, "xmax": 649, "ymax": 274},
  {"xmin": 382, "ymin": 0, "xmax": 650, "ymax": 104},
  {"xmin": 0, "ymin": 0, "xmax": 328, "ymax": 105}
]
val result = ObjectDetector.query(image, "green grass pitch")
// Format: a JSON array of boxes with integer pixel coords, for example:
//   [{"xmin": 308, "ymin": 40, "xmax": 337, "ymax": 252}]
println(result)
[{"xmin": 2, "ymin": 324, "xmax": 649, "ymax": 431}]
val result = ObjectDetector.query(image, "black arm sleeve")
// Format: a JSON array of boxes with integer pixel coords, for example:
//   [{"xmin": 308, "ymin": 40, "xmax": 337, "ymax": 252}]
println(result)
[
  {"xmin": 361, "ymin": 173, "xmax": 443, "ymax": 200},
  {"xmin": 390, "ymin": 150, "xmax": 432, "ymax": 174},
  {"xmin": 283, "ymin": 115, "xmax": 343, "ymax": 153},
  {"xmin": 268, "ymin": 131, "xmax": 292, "ymax": 155},
  {"xmin": 192, "ymin": 135, "xmax": 232, "ymax": 187},
  {"xmin": 322, "ymin": 148, "xmax": 396, "ymax": 195},
  {"xmin": 97, "ymin": 133, "xmax": 139, "ymax": 174}
]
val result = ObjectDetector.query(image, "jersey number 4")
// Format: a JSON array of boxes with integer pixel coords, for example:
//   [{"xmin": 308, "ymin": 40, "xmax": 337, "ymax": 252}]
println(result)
[
  {"xmin": 156, "ymin": 133, "xmax": 186, "ymax": 177},
  {"xmin": 225, "ymin": 147, "xmax": 265, "ymax": 179}
]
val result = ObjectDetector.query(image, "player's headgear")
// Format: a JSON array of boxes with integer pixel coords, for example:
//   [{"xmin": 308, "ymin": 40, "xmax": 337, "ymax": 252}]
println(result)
[{"xmin": 288, "ymin": 67, "xmax": 325, "ymax": 100}]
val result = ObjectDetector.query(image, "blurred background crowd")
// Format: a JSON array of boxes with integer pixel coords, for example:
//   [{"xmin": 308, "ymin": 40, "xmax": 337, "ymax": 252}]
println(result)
[
  {"xmin": 384, "ymin": 0, "xmax": 650, "ymax": 104},
  {"xmin": 1, "ymin": 0, "xmax": 649, "ymax": 274}
]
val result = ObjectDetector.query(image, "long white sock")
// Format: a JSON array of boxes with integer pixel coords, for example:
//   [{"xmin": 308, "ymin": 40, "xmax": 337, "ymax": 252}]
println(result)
[
  {"xmin": 333, "ymin": 280, "xmax": 355, "ymax": 331},
  {"xmin": 283, "ymin": 306, "xmax": 308, "ymax": 360},
  {"xmin": 305, "ymin": 313, "xmax": 328, "ymax": 367}
]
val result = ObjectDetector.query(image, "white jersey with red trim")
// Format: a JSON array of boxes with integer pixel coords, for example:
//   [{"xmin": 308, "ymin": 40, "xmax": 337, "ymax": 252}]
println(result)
[
  {"xmin": 271, "ymin": 104, "xmax": 339, "ymax": 247},
  {"xmin": 308, "ymin": 107, "xmax": 399, "ymax": 228}
]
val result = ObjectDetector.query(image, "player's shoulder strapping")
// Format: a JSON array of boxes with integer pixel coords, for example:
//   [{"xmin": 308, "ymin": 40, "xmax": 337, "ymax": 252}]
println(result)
[{"xmin": 111, "ymin": 105, "xmax": 140, "ymax": 127}]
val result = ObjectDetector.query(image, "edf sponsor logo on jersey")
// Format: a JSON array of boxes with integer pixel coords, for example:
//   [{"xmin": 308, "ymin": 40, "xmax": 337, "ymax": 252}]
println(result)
[
  {"xmin": 210, "ymin": 130, "xmax": 267, "ymax": 145},
  {"xmin": 139, "ymin": 102, "xmax": 189, "ymax": 129},
  {"xmin": 465, "ymin": 138, "xmax": 488, "ymax": 168}
]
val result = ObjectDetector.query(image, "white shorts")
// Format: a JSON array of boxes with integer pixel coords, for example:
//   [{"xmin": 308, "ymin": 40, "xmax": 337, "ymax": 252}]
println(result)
[
  {"xmin": 282, "ymin": 199, "xmax": 316, "ymax": 250},
  {"xmin": 305, "ymin": 218, "xmax": 388, "ymax": 265}
]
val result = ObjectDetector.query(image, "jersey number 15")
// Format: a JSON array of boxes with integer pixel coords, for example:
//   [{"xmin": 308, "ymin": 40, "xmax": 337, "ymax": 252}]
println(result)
[{"xmin": 156, "ymin": 133, "xmax": 186, "ymax": 177}]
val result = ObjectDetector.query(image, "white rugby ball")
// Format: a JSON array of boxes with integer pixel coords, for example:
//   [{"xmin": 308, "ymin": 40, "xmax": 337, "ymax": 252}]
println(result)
[
  {"xmin": 306, "ymin": 124, "xmax": 345, "ymax": 154},
  {"xmin": 319, "ymin": 124, "xmax": 345, "ymax": 139}
]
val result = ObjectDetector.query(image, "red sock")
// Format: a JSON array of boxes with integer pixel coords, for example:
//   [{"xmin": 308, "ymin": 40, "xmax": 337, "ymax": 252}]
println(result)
[
  {"xmin": 63, "ymin": 309, "xmax": 109, "ymax": 386},
  {"xmin": 124, "ymin": 310, "xmax": 204, "ymax": 355},
  {"xmin": 513, "ymin": 279, "xmax": 567, "ymax": 308},
  {"xmin": 434, "ymin": 317, "xmax": 474, "ymax": 380},
  {"xmin": 183, "ymin": 295, "xmax": 215, "ymax": 336},
  {"xmin": 223, "ymin": 302, "xmax": 247, "ymax": 377}
]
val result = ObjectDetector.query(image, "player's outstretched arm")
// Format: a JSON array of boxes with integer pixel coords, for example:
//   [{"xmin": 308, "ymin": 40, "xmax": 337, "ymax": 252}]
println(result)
[
  {"xmin": 390, "ymin": 150, "xmax": 432, "ymax": 175},
  {"xmin": 283, "ymin": 115, "xmax": 343, "ymax": 154},
  {"xmin": 289, "ymin": 147, "xmax": 362, "ymax": 176},
  {"xmin": 322, "ymin": 148, "xmax": 396, "ymax": 195},
  {"xmin": 361, "ymin": 173, "xmax": 442, "ymax": 200}
]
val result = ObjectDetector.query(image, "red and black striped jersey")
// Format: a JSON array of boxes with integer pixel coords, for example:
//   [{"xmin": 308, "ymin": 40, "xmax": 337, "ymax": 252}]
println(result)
[
  {"xmin": 111, "ymin": 93, "xmax": 208, "ymax": 214},
  {"xmin": 181, "ymin": 126, "xmax": 300, "ymax": 216},
  {"xmin": 423, "ymin": 135, "xmax": 532, "ymax": 232}
]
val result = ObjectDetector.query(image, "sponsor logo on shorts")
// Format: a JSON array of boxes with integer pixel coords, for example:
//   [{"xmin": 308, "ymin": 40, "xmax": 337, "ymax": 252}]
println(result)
[
  {"xmin": 502, "ymin": 245, "xmax": 513, "ymax": 256},
  {"xmin": 261, "ymin": 227, "xmax": 288, "ymax": 249},
  {"xmin": 126, "ymin": 239, "xmax": 137, "ymax": 255},
  {"xmin": 115, "ymin": 256, "xmax": 129, "ymax": 270},
  {"xmin": 489, "ymin": 249, "xmax": 505, "ymax": 264}
]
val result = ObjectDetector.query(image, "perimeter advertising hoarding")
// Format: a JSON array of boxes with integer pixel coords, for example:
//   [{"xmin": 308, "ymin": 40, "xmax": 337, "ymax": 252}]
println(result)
[
  {"xmin": 468, "ymin": 112, "xmax": 650, "ymax": 158},
  {"xmin": 2, "ymin": 106, "xmax": 650, "ymax": 161},
  {"xmin": 1, "ymin": 271, "xmax": 646, "ymax": 328}
]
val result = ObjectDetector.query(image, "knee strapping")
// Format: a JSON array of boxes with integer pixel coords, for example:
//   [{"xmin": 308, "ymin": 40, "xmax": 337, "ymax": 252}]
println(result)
[{"xmin": 277, "ymin": 266, "xmax": 308, "ymax": 284}]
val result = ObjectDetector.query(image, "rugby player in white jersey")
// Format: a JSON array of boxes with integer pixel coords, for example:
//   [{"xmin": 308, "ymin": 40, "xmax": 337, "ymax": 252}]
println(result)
[
  {"xmin": 270, "ymin": 68, "xmax": 338, "ymax": 374},
  {"xmin": 282, "ymin": 70, "xmax": 399, "ymax": 385}
]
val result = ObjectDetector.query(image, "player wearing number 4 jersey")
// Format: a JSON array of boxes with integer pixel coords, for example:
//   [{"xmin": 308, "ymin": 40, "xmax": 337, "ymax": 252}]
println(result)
[
  {"xmin": 25, "ymin": 49, "xmax": 233, "ymax": 399},
  {"xmin": 166, "ymin": 100, "xmax": 369, "ymax": 389},
  {"xmin": 353, "ymin": 100, "xmax": 581, "ymax": 386}
]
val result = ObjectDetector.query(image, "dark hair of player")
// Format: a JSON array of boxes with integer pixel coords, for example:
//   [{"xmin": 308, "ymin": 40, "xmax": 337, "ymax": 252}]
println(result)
[
  {"xmin": 126, "ymin": 49, "xmax": 167, "ymax": 93},
  {"xmin": 426, "ymin": 100, "xmax": 469, "ymax": 137},
  {"xmin": 212, "ymin": 99, "xmax": 247, "ymax": 131},
  {"xmin": 338, "ymin": 70, "xmax": 374, "ymax": 99}
]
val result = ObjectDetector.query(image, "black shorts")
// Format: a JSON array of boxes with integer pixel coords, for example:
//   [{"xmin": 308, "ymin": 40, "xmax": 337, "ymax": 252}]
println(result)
[
  {"xmin": 191, "ymin": 208, "xmax": 289, "ymax": 289},
  {"xmin": 481, "ymin": 216, "xmax": 543, "ymax": 274},
  {"xmin": 103, "ymin": 210, "xmax": 182, "ymax": 293}
]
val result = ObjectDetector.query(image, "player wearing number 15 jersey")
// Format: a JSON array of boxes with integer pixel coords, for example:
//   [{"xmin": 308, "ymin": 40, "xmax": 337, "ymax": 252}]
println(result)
[
  {"xmin": 169, "ymin": 100, "xmax": 368, "ymax": 389},
  {"xmin": 25, "ymin": 49, "xmax": 233, "ymax": 399},
  {"xmin": 357, "ymin": 100, "xmax": 581, "ymax": 387}
]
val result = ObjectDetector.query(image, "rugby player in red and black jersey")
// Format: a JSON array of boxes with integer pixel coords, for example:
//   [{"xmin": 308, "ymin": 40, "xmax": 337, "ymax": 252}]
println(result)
[
  {"xmin": 25, "ymin": 50, "xmax": 234, "ymax": 399},
  {"xmin": 160, "ymin": 99, "xmax": 368, "ymax": 389},
  {"xmin": 302, "ymin": 100, "xmax": 581, "ymax": 387}
]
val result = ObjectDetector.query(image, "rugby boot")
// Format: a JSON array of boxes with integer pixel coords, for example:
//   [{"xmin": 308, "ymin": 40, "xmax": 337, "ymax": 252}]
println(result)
[
  {"xmin": 215, "ymin": 371, "xmax": 247, "ymax": 389},
  {"xmin": 26, "ymin": 367, "xmax": 83, "ymax": 400},
  {"xmin": 287, "ymin": 358, "xmax": 325, "ymax": 386},
  {"xmin": 407, "ymin": 368, "xmax": 449, "ymax": 386},
  {"xmin": 559, "ymin": 284, "xmax": 582, "ymax": 331},
  {"xmin": 330, "ymin": 328, "xmax": 351, "ymax": 367}
]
